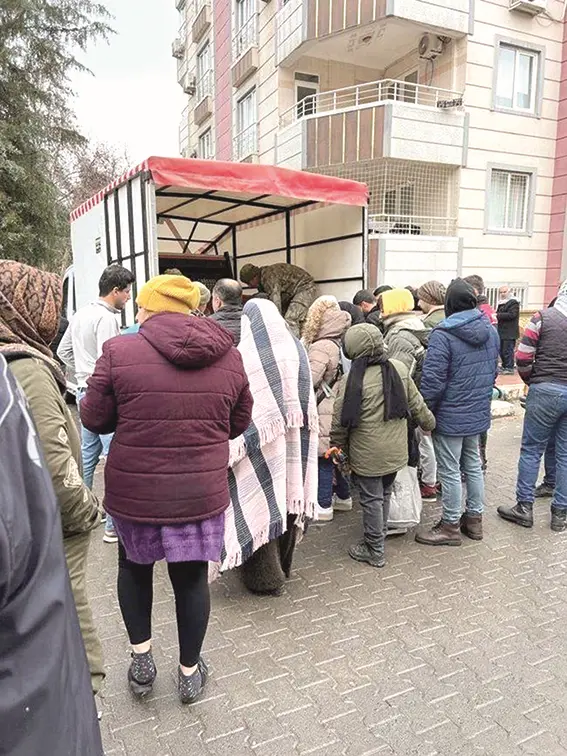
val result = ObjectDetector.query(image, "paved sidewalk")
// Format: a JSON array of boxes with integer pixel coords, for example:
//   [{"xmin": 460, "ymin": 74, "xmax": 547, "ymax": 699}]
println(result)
[{"xmin": 90, "ymin": 415, "xmax": 567, "ymax": 755}]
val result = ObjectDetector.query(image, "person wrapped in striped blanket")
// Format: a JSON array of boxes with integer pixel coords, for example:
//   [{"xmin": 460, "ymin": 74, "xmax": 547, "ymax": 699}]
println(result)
[{"xmin": 218, "ymin": 298, "xmax": 319, "ymax": 595}]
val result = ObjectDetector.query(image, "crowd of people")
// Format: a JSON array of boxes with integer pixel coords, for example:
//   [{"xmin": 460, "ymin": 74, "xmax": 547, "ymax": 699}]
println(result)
[{"xmin": 0, "ymin": 256, "xmax": 565, "ymax": 753}]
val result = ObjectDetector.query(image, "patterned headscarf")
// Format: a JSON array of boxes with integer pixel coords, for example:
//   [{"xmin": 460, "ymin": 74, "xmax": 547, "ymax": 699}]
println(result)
[
  {"xmin": 0, "ymin": 261, "xmax": 65, "ymax": 387},
  {"xmin": 559, "ymin": 279, "xmax": 567, "ymax": 297}
]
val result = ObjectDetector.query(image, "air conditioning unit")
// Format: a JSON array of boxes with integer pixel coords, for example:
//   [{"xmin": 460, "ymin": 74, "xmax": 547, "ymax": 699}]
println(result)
[
  {"xmin": 418, "ymin": 34, "xmax": 444, "ymax": 61},
  {"xmin": 183, "ymin": 75, "xmax": 197, "ymax": 96},
  {"xmin": 509, "ymin": 0, "xmax": 546, "ymax": 14},
  {"xmin": 171, "ymin": 38, "xmax": 186, "ymax": 59}
]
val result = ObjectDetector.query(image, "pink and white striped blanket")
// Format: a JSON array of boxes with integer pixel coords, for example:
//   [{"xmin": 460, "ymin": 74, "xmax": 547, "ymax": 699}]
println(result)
[{"xmin": 218, "ymin": 299, "xmax": 318, "ymax": 573}]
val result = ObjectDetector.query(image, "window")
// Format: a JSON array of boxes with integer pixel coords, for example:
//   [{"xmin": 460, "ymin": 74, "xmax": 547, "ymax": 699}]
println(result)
[
  {"xmin": 235, "ymin": 88, "xmax": 257, "ymax": 159},
  {"xmin": 198, "ymin": 129, "xmax": 214, "ymax": 160},
  {"xmin": 295, "ymin": 73, "xmax": 319, "ymax": 119},
  {"xmin": 234, "ymin": 0, "xmax": 257, "ymax": 59},
  {"xmin": 402, "ymin": 71, "xmax": 418, "ymax": 104},
  {"xmin": 383, "ymin": 185, "xmax": 414, "ymax": 216},
  {"xmin": 487, "ymin": 168, "xmax": 532, "ymax": 233},
  {"xmin": 494, "ymin": 41, "xmax": 541, "ymax": 114},
  {"xmin": 196, "ymin": 41, "xmax": 212, "ymax": 101}
]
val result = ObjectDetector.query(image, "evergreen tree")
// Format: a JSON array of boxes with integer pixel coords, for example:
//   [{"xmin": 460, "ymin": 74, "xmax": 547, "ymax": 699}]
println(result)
[{"xmin": 0, "ymin": 0, "xmax": 111, "ymax": 269}]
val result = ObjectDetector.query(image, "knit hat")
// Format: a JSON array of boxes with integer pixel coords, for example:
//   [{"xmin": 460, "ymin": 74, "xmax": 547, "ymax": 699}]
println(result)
[
  {"xmin": 445, "ymin": 278, "xmax": 477, "ymax": 318},
  {"xmin": 240, "ymin": 264, "xmax": 260, "ymax": 284},
  {"xmin": 380, "ymin": 288, "xmax": 415, "ymax": 317},
  {"xmin": 137, "ymin": 274, "xmax": 200, "ymax": 315},
  {"xmin": 194, "ymin": 281, "xmax": 211, "ymax": 307},
  {"xmin": 417, "ymin": 280, "xmax": 446, "ymax": 306}
]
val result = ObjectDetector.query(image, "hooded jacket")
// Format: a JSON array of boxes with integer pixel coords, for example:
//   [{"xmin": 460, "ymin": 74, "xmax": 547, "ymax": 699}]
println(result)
[
  {"xmin": 420, "ymin": 309, "xmax": 500, "ymax": 436},
  {"xmin": 80, "ymin": 313, "xmax": 253, "ymax": 525},
  {"xmin": 306, "ymin": 308, "xmax": 350, "ymax": 455},
  {"xmin": 382, "ymin": 313, "xmax": 428, "ymax": 379},
  {"xmin": 330, "ymin": 325, "xmax": 435, "ymax": 477}
]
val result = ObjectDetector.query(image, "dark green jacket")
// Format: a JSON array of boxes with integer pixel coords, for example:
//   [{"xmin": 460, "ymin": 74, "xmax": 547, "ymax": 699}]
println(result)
[
  {"xmin": 423, "ymin": 307, "xmax": 446, "ymax": 329},
  {"xmin": 330, "ymin": 325, "xmax": 435, "ymax": 477}
]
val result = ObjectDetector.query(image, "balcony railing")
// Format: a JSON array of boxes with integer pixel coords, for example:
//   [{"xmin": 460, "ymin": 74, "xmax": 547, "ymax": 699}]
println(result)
[
  {"xmin": 281, "ymin": 79, "xmax": 464, "ymax": 128},
  {"xmin": 196, "ymin": 69, "xmax": 213, "ymax": 102},
  {"xmin": 195, "ymin": 0, "xmax": 209, "ymax": 12},
  {"xmin": 233, "ymin": 14, "xmax": 258, "ymax": 60},
  {"xmin": 369, "ymin": 214, "xmax": 458, "ymax": 237},
  {"xmin": 234, "ymin": 123, "xmax": 258, "ymax": 161},
  {"xmin": 276, "ymin": 0, "xmax": 303, "ymax": 65}
]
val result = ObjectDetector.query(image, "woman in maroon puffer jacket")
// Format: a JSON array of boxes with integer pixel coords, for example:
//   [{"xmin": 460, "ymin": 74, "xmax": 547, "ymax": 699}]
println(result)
[{"xmin": 80, "ymin": 274, "xmax": 253, "ymax": 704}]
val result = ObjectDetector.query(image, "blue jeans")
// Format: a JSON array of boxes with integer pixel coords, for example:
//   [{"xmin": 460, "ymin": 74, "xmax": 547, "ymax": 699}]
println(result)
[
  {"xmin": 318, "ymin": 457, "xmax": 350, "ymax": 508},
  {"xmin": 544, "ymin": 435, "xmax": 557, "ymax": 488},
  {"xmin": 77, "ymin": 390, "xmax": 114, "ymax": 529},
  {"xmin": 517, "ymin": 383, "xmax": 567, "ymax": 509},
  {"xmin": 434, "ymin": 433, "xmax": 484, "ymax": 523}
]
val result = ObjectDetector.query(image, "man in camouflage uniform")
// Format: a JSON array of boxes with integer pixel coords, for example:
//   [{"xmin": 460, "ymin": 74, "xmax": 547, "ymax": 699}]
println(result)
[{"xmin": 240, "ymin": 262, "xmax": 318, "ymax": 337}]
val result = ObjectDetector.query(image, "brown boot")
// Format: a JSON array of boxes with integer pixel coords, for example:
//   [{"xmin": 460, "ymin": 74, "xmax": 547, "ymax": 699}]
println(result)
[
  {"xmin": 460, "ymin": 513, "xmax": 483, "ymax": 541},
  {"xmin": 415, "ymin": 520, "xmax": 462, "ymax": 546}
]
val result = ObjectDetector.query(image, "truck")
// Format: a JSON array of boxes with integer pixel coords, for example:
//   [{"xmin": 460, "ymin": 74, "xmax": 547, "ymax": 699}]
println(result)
[{"xmin": 63, "ymin": 156, "xmax": 369, "ymax": 389}]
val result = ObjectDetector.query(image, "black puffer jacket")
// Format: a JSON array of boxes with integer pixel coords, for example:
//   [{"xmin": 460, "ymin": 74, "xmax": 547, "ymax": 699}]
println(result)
[{"xmin": 209, "ymin": 304, "xmax": 244, "ymax": 345}]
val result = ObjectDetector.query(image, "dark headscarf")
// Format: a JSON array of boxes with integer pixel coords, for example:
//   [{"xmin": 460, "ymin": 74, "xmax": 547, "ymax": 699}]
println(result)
[
  {"xmin": 0, "ymin": 261, "xmax": 66, "ymax": 389},
  {"xmin": 340, "ymin": 325, "xmax": 409, "ymax": 429},
  {"xmin": 338, "ymin": 301, "xmax": 365, "ymax": 326},
  {"xmin": 373, "ymin": 284, "xmax": 393, "ymax": 297},
  {"xmin": 445, "ymin": 278, "xmax": 478, "ymax": 318}
]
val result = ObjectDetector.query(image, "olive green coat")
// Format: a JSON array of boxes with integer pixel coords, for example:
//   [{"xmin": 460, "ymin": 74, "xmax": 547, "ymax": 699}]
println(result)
[
  {"xmin": 330, "ymin": 325, "xmax": 435, "ymax": 477},
  {"xmin": 9, "ymin": 357, "xmax": 105, "ymax": 693}
]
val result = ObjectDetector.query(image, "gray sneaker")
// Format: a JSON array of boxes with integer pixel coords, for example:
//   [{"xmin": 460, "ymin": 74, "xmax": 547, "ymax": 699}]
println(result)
[
  {"xmin": 348, "ymin": 542, "xmax": 385, "ymax": 568},
  {"xmin": 178, "ymin": 657, "xmax": 209, "ymax": 704}
]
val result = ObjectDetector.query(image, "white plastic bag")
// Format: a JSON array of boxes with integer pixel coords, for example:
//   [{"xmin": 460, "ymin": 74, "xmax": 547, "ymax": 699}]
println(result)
[{"xmin": 388, "ymin": 465, "xmax": 422, "ymax": 530}]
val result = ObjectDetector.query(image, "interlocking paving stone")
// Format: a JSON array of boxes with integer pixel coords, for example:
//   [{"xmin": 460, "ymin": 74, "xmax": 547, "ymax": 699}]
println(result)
[{"xmin": 88, "ymin": 416, "xmax": 567, "ymax": 755}]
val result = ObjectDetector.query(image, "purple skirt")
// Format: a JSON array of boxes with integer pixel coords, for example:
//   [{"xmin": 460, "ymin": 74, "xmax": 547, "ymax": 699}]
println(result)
[{"xmin": 113, "ymin": 513, "xmax": 225, "ymax": 565}]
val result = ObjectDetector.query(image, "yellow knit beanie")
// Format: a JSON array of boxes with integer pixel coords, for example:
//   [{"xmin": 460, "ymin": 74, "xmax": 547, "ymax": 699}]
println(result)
[
  {"xmin": 137, "ymin": 274, "xmax": 200, "ymax": 315},
  {"xmin": 380, "ymin": 288, "xmax": 415, "ymax": 317}
]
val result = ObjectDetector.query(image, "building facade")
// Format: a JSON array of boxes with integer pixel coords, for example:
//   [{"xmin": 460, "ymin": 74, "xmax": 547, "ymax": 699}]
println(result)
[{"xmin": 174, "ymin": 0, "xmax": 566, "ymax": 308}]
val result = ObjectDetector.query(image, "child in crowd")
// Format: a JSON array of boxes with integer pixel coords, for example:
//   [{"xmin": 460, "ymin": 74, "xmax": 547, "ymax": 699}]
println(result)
[{"xmin": 330, "ymin": 324, "xmax": 435, "ymax": 568}]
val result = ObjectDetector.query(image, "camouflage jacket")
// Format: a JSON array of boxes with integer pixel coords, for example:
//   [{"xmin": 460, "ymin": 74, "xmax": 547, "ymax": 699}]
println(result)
[{"xmin": 259, "ymin": 263, "xmax": 316, "ymax": 313}]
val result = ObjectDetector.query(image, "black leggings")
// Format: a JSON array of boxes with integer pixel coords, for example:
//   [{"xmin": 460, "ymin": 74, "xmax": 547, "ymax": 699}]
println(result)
[{"xmin": 117, "ymin": 542, "xmax": 210, "ymax": 668}]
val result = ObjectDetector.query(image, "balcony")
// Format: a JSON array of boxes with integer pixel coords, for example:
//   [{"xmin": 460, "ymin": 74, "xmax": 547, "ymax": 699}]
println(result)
[
  {"xmin": 234, "ymin": 124, "xmax": 258, "ymax": 162},
  {"xmin": 192, "ymin": 0, "xmax": 211, "ymax": 43},
  {"xmin": 232, "ymin": 15, "xmax": 259, "ymax": 88},
  {"xmin": 194, "ymin": 70, "xmax": 213, "ymax": 126},
  {"xmin": 275, "ymin": 79, "xmax": 466, "ymax": 170},
  {"xmin": 275, "ymin": 0, "xmax": 470, "ymax": 68},
  {"xmin": 179, "ymin": 105, "xmax": 190, "ymax": 157}
]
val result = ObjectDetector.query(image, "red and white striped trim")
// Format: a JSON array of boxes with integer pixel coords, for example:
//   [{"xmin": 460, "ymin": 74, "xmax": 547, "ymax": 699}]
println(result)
[{"xmin": 69, "ymin": 159, "xmax": 149, "ymax": 222}]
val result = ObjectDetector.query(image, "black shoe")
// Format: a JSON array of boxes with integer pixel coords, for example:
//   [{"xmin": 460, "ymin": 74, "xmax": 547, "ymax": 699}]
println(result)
[
  {"xmin": 551, "ymin": 506, "xmax": 567, "ymax": 533},
  {"xmin": 178, "ymin": 657, "xmax": 208, "ymax": 704},
  {"xmin": 348, "ymin": 542, "xmax": 385, "ymax": 568},
  {"xmin": 497, "ymin": 501, "xmax": 534, "ymax": 528},
  {"xmin": 128, "ymin": 650, "xmax": 157, "ymax": 697},
  {"xmin": 535, "ymin": 482, "xmax": 555, "ymax": 498}
]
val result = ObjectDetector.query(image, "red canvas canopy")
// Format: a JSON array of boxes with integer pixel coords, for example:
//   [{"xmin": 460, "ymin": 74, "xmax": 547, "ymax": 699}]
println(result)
[{"xmin": 70, "ymin": 156, "xmax": 368, "ymax": 223}]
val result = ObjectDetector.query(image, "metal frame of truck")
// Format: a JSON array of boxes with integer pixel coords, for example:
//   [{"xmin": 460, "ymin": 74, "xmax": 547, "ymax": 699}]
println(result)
[{"xmin": 69, "ymin": 156, "xmax": 369, "ymax": 328}]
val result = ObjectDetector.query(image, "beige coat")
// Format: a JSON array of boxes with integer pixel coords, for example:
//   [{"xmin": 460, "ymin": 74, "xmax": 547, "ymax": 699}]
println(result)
[{"xmin": 307, "ymin": 310, "xmax": 351, "ymax": 456}]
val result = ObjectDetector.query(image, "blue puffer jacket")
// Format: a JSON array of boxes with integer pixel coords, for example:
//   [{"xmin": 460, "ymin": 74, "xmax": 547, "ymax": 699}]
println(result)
[{"xmin": 420, "ymin": 310, "xmax": 499, "ymax": 436}]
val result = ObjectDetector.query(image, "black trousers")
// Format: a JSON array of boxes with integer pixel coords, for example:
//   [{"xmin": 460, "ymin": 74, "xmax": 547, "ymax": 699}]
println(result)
[
  {"xmin": 117, "ymin": 542, "xmax": 210, "ymax": 668},
  {"xmin": 500, "ymin": 339, "xmax": 516, "ymax": 370}
]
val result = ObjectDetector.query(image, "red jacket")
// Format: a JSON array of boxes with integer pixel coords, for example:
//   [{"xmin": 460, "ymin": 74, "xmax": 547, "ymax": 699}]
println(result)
[{"xmin": 80, "ymin": 313, "xmax": 253, "ymax": 525}]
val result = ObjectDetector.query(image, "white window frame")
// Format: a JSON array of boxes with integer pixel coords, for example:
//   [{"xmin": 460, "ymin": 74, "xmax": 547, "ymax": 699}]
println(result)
[
  {"xmin": 485, "ymin": 164, "xmax": 536, "ymax": 236},
  {"xmin": 492, "ymin": 37, "xmax": 545, "ymax": 118},
  {"xmin": 196, "ymin": 41, "xmax": 212, "ymax": 102},
  {"xmin": 234, "ymin": 87, "xmax": 258, "ymax": 160},
  {"xmin": 233, "ymin": 0, "xmax": 257, "ymax": 60},
  {"xmin": 197, "ymin": 128, "xmax": 214, "ymax": 160}
]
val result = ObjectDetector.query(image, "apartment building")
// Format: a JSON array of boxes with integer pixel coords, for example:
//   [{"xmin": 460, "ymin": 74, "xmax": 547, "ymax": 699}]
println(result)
[{"xmin": 174, "ymin": 0, "xmax": 567, "ymax": 308}]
